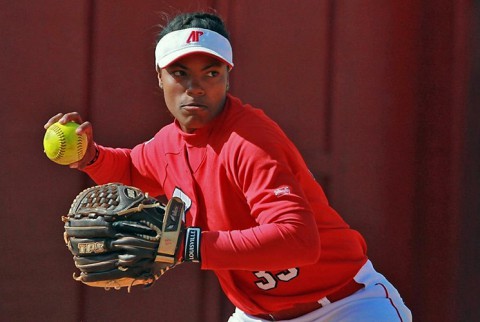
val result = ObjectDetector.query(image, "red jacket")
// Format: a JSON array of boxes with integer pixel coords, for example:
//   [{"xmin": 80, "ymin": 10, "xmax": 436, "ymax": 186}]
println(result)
[{"xmin": 84, "ymin": 94, "xmax": 367, "ymax": 315}]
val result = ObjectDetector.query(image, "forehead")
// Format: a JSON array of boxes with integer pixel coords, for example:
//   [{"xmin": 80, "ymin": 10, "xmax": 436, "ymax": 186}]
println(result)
[{"xmin": 166, "ymin": 52, "xmax": 227, "ymax": 69}]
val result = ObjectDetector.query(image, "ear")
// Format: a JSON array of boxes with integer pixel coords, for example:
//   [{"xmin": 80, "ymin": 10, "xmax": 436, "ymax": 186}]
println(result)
[{"xmin": 157, "ymin": 72, "xmax": 163, "ymax": 89}]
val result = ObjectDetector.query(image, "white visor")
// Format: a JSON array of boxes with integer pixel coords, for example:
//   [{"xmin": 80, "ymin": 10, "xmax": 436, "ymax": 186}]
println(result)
[{"xmin": 155, "ymin": 28, "xmax": 234, "ymax": 69}]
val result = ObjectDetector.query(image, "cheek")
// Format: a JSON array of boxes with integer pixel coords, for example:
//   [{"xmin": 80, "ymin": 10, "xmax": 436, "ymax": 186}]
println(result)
[
  {"xmin": 209, "ymin": 75, "xmax": 228, "ymax": 93},
  {"xmin": 161, "ymin": 80, "xmax": 182, "ymax": 100},
  {"xmin": 212, "ymin": 80, "xmax": 229, "ymax": 99},
  {"xmin": 163, "ymin": 89, "xmax": 177, "ymax": 110},
  {"xmin": 162, "ymin": 86, "xmax": 185, "ymax": 118}
]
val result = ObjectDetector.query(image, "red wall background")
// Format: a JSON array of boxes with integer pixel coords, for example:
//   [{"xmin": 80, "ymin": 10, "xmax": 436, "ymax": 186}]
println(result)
[{"xmin": 1, "ymin": 1, "xmax": 478, "ymax": 321}]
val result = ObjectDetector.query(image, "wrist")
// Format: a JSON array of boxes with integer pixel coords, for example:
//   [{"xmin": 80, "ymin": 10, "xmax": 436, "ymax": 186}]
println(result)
[{"xmin": 86, "ymin": 144, "xmax": 99, "ymax": 166}]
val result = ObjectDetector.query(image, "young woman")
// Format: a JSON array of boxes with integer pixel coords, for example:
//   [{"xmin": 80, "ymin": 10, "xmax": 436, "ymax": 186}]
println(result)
[{"xmin": 46, "ymin": 12, "xmax": 412, "ymax": 322}]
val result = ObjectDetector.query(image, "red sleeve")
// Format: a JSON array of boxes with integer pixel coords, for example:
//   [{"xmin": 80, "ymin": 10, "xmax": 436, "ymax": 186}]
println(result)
[
  {"xmin": 82, "ymin": 145, "xmax": 132, "ymax": 184},
  {"xmin": 201, "ymin": 214, "xmax": 320, "ymax": 271},
  {"xmin": 82, "ymin": 143, "xmax": 164, "ymax": 197},
  {"xmin": 200, "ymin": 125, "xmax": 323, "ymax": 270}
]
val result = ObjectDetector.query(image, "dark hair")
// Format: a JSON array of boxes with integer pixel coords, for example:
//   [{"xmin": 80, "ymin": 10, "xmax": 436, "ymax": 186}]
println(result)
[{"xmin": 157, "ymin": 12, "xmax": 230, "ymax": 43}]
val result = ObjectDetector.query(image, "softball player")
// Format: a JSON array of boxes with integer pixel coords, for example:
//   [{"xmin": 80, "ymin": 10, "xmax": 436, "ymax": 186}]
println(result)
[{"xmin": 46, "ymin": 11, "xmax": 412, "ymax": 322}]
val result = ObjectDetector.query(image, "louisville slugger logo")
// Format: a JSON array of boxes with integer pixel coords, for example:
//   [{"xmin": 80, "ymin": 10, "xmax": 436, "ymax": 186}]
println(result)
[
  {"xmin": 187, "ymin": 230, "xmax": 197, "ymax": 261},
  {"xmin": 186, "ymin": 30, "xmax": 204, "ymax": 43},
  {"xmin": 185, "ymin": 228, "xmax": 201, "ymax": 262}
]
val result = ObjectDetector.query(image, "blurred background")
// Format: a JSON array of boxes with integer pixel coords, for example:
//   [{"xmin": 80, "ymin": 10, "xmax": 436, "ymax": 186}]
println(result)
[{"xmin": 1, "ymin": 1, "xmax": 478, "ymax": 321}]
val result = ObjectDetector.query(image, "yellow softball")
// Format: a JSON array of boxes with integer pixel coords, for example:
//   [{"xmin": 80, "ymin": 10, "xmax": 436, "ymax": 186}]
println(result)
[{"xmin": 43, "ymin": 122, "xmax": 88, "ymax": 165}]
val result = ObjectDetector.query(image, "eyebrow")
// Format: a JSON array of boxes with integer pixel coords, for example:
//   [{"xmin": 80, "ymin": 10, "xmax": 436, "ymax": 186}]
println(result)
[{"xmin": 170, "ymin": 61, "xmax": 224, "ymax": 71}]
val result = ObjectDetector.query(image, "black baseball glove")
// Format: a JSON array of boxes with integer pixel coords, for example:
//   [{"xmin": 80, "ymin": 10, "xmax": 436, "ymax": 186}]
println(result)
[{"xmin": 62, "ymin": 183, "xmax": 199, "ymax": 291}]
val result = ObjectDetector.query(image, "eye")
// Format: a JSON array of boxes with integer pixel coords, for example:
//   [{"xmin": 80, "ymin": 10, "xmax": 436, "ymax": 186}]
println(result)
[
  {"xmin": 206, "ymin": 70, "xmax": 219, "ymax": 77},
  {"xmin": 171, "ymin": 70, "xmax": 186, "ymax": 77}
]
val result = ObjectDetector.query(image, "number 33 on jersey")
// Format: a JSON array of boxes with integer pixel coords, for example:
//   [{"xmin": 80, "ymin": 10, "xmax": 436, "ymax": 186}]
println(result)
[{"xmin": 254, "ymin": 268, "xmax": 299, "ymax": 290}]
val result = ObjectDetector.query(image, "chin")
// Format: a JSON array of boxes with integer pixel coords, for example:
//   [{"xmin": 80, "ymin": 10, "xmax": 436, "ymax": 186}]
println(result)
[{"xmin": 180, "ymin": 121, "xmax": 205, "ymax": 133}]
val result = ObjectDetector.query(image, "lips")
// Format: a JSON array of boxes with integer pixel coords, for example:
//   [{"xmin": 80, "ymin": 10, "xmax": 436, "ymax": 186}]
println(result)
[
  {"xmin": 180, "ymin": 102, "xmax": 207, "ymax": 112},
  {"xmin": 181, "ymin": 102, "xmax": 206, "ymax": 107}
]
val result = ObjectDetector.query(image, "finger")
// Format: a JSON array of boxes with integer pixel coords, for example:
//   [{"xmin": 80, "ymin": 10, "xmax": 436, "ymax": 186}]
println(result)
[
  {"xmin": 69, "ymin": 141, "xmax": 96, "ymax": 170},
  {"xmin": 75, "ymin": 121, "xmax": 93, "ymax": 136},
  {"xmin": 76, "ymin": 122, "xmax": 94, "ymax": 150},
  {"xmin": 69, "ymin": 162, "xmax": 80, "ymax": 169},
  {"xmin": 58, "ymin": 112, "xmax": 84, "ymax": 125},
  {"xmin": 44, "ymin": 113, "xmax": 64, "ymax": 129}
]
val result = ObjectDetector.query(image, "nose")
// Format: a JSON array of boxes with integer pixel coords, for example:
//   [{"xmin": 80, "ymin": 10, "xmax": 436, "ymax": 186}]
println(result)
[{"xmin": 186, "ymin": 77, "xmax": 205, "ymax": 96}]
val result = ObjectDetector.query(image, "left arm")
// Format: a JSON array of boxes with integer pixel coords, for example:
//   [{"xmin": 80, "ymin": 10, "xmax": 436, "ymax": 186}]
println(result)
[{"xmin": 200, "ymin": 132, "xmax": 322, "ymax": 270}]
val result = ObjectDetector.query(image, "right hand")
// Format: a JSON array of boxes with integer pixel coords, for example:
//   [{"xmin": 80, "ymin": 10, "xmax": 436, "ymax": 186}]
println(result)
[{"xmin": 44, "ymin": 112, "xmax": 97, "ymax": 169}]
